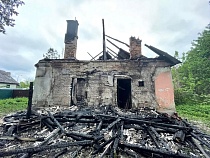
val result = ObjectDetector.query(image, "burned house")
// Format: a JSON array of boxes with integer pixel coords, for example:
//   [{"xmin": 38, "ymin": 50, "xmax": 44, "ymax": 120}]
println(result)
[
  {"xmin": 32, "ymin": 20, "xmax": 181, "ymax": 114},
  {"xmin": 2, "ymin": 20, "xmax": 210, "ymax": 158}
]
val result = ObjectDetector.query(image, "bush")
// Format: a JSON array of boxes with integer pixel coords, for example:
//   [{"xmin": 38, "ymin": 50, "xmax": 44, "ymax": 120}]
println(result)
[{"xmin": 175, "ymin": 88, "xmax": 210, "ymax": 105}]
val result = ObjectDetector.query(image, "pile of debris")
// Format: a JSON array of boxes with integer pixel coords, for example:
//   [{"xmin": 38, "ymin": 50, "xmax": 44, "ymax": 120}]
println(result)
[{"xmin": 0, "ymin": 105, "xmax": 210, "ymax": 157}]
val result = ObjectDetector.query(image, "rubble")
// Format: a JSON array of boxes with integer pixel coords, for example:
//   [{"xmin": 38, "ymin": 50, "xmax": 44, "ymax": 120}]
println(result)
[{"xmin": 0, "ymin": 105, "xmax": 210, "ymax": 157}]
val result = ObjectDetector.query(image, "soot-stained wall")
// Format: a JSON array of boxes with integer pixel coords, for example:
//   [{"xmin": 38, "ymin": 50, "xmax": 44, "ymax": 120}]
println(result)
[{"xmin": 32, "ymin": 59, "xmax": 175, "ymax": 113}]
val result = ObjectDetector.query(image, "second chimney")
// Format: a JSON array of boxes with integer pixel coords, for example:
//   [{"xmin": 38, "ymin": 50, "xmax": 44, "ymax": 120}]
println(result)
[
  {"xmin": 64, "ymin": 20, "xmax": 79, "ymax": 59},
  {"xmin": 129, "ymin": 37, "xmax": 142, "ymax": 59}
]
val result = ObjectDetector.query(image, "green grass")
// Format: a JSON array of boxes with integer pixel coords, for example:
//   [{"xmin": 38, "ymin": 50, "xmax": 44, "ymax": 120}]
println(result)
[
  {"xmin": 176, "ymin": 104, "xmax": 210, "ymax": 127},
  {"xmin": 0, "ymin": 97, "xmax": 28, "ymax": 117}
]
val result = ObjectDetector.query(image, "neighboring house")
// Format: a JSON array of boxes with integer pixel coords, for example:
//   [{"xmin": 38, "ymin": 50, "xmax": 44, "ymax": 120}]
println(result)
[
  {"xmin": 33, "ymin": 20, "xmax": 181, "ymax": 115},
  {"xmin": 0, "ymin": 70, "xmax": 19, "ymax": 89}
]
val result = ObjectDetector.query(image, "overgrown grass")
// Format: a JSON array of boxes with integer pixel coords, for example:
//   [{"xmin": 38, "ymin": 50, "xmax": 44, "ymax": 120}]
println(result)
[
  {"xmin": 176, "ymin": 104, "xmax": 210, "ymax": 127},
  {"xmin": 0, "ymin": 97, "xmax": 28, "ymax": 116}
]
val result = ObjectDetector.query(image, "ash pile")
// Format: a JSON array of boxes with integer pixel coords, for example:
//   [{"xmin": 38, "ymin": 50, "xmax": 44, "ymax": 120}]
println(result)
[{"xmin": 0, "ymin": 105, "xmax": 210, "ymax": 158}]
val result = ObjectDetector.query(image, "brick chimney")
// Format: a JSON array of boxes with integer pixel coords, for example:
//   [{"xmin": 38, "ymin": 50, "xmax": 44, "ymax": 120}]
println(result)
[
  {"xmin": 129, "ymin": 37, "xmax": 142, "ymax": 59},
  {"xmin": 64, "ymin": 20, "xmax": 79, "ymax": 59}
]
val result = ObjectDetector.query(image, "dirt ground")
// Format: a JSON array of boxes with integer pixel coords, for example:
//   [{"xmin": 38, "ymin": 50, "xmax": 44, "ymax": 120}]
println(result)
[{"xmin": 188, "ymin": 120, "xmax": 210, "ymax": 134}]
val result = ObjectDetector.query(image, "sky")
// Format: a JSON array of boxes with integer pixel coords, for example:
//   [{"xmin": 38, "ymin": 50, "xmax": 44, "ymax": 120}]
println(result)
[{"xmin": 0, "ymin": 0, "xmax": 209, "ymax": 82}]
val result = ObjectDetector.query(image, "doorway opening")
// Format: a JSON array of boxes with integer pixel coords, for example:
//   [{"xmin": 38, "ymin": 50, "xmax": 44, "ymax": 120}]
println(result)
[
  {"xmin": 70, "ymin": 78, "xmax": 86, "ymax": 106},
  {"xmin": 117, "ymin": 79, "xmax": 132, "ymax": 109}
]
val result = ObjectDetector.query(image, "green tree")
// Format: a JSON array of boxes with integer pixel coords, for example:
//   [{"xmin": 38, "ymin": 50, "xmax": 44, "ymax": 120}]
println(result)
[
  {"xmin": 179, "ymin": 24, "xmax": 210, "ymax": 95},
  {"xmin": 43, "ymin": 48, "xmax": 60, "ymax": 59},
  {"xmin": 172, "ymin": 24, "xmax": 210, "ymax": 105},
  {"xmin": 18, "ymin": 79, "xmax": 34, "ymax": 88},
  {"xmin": 0, "ymin": 0, "xmax": 25, "ymax": 34},
  {"xmin": 19, "ymin": 81, "xmax": 30, "ymax": 88}
]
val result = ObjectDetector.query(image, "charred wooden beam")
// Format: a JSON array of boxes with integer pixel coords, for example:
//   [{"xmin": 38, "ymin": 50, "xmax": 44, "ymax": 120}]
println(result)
[
  {"xmin": 90, "ymin": 51, "xmax": 103, "ymax": 61},
  {"xmin": 0, "ymin": 136, "xmax": 44, "ymax": 142},
  {"xmin": 4, "ymin": 125, "xmax": 16, "ymax": 136},
  {"xmin": 191, "ymin": 137, "xmax": 209, "ymax": 158},
  {"xmin": 26, "ymin": 82, "xmax": 33, "ymax": 119},
  {"xmin": 120, "ymin": 148, "xmax": 138, "ymax": 158},
  {"xmin": 54, "ymin": 148, "xmax": 68, "ymax": 158},
  {"xmin": 149, "ymin": 126, "xmax": 170, "ymax": 150},
  {"xmin": 92, "ymin": 136, "xmax": 116, "ymax": 155},
  {"xmin": 87, "ymin": 52, "xmax": 95, "ymax": 60},
  {"xmin": 71, "ymin": 146, "xmax": 83, "ymax": 158},
  {"xmin": 191, "ymin": 132, "xmax": 210, "ymax": 148},
  {"xmin": 105, "ymin": 35, "xmax": 130, "ymax": 47},
  {"xmin": 122, "ymin": 117, "xmax": 191, "ymax": 130},
  {"xmin": 40, "ymin": 128, "xmax": 60, "ymax": 146},
  {"xmin": 101, "ymin": 118, "xmax": 121, "ymax": 134},
  {"xmin": 107, "ymin": 47, "xmax": 118, "ymax": 56},
  {"xmin": 102, "ymin": 19, "xmax": 106, "ymax": 60},
  {"xmin": 107, "ymin": 39, "xmax": 120, "ymax": 49},
  {"xmin": 99, "ymin": 141, "xmax": 113, "ymax": 158},
  {"xmin": 47, "ymin": 111, "xmax": 65, "ymax": 133},
  {"xmin": 119, "ymin": 142, "xmax": 192, "ymax": 158},
  {"xmin": 143, "ymin": 125, "xmax": 160, "ymax": 148},
  {"xmin": 113, "ymin": 137, "xmax": 119, "ymax": 155},
  {"xmin": 97, "ymin": 114, "xmax": 191, "ymax": 130},
  {"xmin": 65, "ymin": 132, "xmax": 94, "ymax": 140},
  {"xmin": 0, "ymin": 140, "xmax": 93, "ymax": 157},
  {"xmin": 107, "ymin": 51, "xmax": 117, "ymax": 59}
]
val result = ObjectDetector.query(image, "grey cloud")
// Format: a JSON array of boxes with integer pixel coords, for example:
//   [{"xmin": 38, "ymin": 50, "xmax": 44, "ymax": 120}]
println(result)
[
  {"xmin": 0, "ymin": 31, "xmax": 49, "ymax": 53},
  {"xmin": 0, "ymin": 30, "xmax": 49, "ymax": 79},
  {"xmin": 0, "ymin": 54, "xmax": 35, "ymax": 72}
]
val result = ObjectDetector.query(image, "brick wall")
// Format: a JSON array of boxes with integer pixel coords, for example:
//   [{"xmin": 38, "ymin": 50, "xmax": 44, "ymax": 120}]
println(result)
[
  {"xmin": 64, "ymin": 38, "xmax": 77, "ymax": 59},
  {"xmin": 32, "ymin": 59, "xmax": 175, "ymax": 113}
]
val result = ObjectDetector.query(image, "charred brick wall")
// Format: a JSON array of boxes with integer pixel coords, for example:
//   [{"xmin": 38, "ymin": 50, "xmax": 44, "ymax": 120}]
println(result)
[{"xmin": 32, "ymin": 59, "xmax": 175, "ymax": 113}]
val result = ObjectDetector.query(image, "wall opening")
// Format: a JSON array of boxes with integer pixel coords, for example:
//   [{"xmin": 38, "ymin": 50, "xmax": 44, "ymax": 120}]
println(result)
[
  {"xmin": 117, "ymin": 79, "xmax": 132, "ymax": 109},
  {"xmin": 70, "ymin": 78, "xmax": 76, "ymax": 105},
  {"xmin": 71, "ymin": 78, "xmax": 86, "ymax": 106},
  {"xmin": 76, "ymin": 78, "xmax": 86, "ymax": 102},
  {"xmin": 138, "ymin": 80, "xmax": 144, "ymax": 87}
]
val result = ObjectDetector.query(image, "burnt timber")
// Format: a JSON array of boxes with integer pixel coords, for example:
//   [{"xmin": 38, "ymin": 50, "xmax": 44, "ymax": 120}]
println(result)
[{"xmin": 0, "ymin": 105, "xmax": 210, "ymax": 157}]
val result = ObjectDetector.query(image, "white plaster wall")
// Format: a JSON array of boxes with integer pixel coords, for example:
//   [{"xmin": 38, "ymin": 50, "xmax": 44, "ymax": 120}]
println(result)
[{"xmin": 0, "ymin": 83, "xmax": 17, "ymax": 89}]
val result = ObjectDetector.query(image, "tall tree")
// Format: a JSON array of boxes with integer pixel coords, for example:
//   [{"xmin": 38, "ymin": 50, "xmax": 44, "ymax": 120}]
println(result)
[{"xmin": 0, "ymin": 0, "xmax": 25, "ymax": 34}]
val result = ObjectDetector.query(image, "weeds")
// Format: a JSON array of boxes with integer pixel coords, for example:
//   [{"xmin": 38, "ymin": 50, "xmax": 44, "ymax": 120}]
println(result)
[{"xmin": 176, "ymin": 104, "xmax": 210, "ymax": 127}]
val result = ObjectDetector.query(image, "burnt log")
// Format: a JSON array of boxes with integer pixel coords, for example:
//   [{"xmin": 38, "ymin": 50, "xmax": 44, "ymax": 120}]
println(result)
[
  {"xmin": 119, "ymin": 142, "xmax": 192, "ymax": 158},
  {"xmin": 47, "ymin": 111, "xmax": 65, "ymax": 133},
  {"xmin": 92, "ymin": 136, "xmax": 116, "ymax": 155},
  {"xmin": 0, "ymin": 140, "xmax": 93, "ymax": 157}
]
